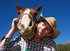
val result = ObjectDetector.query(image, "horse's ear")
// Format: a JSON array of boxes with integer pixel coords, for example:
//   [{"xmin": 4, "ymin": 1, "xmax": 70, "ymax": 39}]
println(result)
[
  {"xmin": 35, "ymin": 5, "xmax": 42, "ymax": 13},
  {"xmin": 16, "ymin": 3, "xmax": 22, "ymax": 11}
]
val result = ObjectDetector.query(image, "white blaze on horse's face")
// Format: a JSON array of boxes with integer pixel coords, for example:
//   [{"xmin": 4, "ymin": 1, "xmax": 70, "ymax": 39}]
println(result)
[{"xmin": 20, "ymin": 9, "xmax": 32, "ymax": 29}]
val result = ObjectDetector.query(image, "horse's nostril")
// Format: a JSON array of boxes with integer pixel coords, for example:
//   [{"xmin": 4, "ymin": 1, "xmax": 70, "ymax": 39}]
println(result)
[{"xmin": 29, "ymin": 20, "xmax": 32, "ymax": 26}]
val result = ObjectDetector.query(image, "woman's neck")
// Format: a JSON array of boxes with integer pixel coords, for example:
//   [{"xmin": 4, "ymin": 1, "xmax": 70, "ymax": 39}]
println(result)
[
  {"xmin": 34, "ymin": 36, "xmax": 42, "ymax": 42},
  {"xmin": 34, "ymin": 31, "xmax": 42, "ymax": 42}
]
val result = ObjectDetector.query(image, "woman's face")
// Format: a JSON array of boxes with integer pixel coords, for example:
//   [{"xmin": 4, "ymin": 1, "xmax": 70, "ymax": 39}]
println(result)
[{"xmin": 35, "ymin": 20, "xmax": 52, "ymax": 39}]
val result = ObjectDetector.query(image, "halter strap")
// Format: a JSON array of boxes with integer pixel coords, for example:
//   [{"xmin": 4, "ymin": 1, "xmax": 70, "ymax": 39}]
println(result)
[{"xmin": 22, "ymin": 13, "xmax": 34, "ymax": 21}]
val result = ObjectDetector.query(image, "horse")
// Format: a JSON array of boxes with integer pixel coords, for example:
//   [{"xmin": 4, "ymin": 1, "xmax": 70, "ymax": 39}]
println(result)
[{"xmin": 16, "ymin": 3, "xmax": 42, "ymax": 40}]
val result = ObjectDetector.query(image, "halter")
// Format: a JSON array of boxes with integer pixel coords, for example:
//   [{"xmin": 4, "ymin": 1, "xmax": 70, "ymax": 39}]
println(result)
[{"xmin": 22, "ymin": 13, "xmax": 34, "ymax": 21}]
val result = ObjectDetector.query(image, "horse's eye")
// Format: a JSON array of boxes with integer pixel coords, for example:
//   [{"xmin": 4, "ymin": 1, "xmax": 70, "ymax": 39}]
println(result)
[
  {"xmin": 34, "ymin": 12, "xmax": 37, "ymax": 15},
  {"xmin": 18, "ymin": 12, "xmax": 20, "ymax": 15},
  {"xmin": 29, "ymin": 20, "xmax": 32, "ymax": 27},
  {"xmin": 35, "ymin": 13, "xmax": 37, "ymax": 15}
]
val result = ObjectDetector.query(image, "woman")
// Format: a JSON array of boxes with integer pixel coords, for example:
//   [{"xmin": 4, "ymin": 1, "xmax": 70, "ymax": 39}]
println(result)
[{"xmin": 0, "ymin": 14, "xmax": 60, "ymax": 51}]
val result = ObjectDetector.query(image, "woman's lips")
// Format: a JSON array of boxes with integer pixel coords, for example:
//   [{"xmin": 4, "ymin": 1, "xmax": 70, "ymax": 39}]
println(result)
[{"xmin": 37, "ymin": 30, "xmax": 42, "ymax": 35}]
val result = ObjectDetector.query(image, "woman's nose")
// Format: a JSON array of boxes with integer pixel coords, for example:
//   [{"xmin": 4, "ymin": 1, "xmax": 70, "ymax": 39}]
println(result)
[
  {"xmin": 37, "ymin": 22, "xmax": 45, "ymax": 29},
  {"xmin": 38, "ymin": 24, "xmax": 42, "ymax": 29},
  {"xmin": 38, "ymin": 25, "xmax": 45, "ymax": 31}
]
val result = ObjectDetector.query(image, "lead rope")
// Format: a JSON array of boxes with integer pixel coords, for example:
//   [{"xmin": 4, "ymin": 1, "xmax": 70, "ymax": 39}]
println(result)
[
  {"xmin": 18, "ymin": 37, "xmax": 30, "ymax": 51},
  {"xmin": 25, "ymin": 38, "xmax": 30, "ymax": 51},
  {"xmin": 25, "ymin": 30, "xmax": 35, "ymax": 51}
]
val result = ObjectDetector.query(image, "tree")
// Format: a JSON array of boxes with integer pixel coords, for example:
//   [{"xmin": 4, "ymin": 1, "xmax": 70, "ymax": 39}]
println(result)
[
  {"xmin": 56, "ymin": 44, "xmax": 70, "ymax": 51},
  {"xmin": 56, "ymin": 44, "xmax": 66, "ymax": 51}
]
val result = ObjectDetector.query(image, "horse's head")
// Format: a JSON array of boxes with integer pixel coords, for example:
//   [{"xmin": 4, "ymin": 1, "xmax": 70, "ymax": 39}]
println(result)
[{"xmin": 16, "ymin": 3, "xmax": 42, "ymax": 40}]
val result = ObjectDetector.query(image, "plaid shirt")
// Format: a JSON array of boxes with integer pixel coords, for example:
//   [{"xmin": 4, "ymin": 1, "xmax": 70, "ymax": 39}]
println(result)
[{"xmin": 0, "ymin": 36, "xmax": 56, "ymax": 51}]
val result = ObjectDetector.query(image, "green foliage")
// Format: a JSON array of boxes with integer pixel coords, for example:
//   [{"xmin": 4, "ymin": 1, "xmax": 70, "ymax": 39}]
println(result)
[{"xmin": 56, "ymin": 44, "xmax": 70, "ymax": 51}]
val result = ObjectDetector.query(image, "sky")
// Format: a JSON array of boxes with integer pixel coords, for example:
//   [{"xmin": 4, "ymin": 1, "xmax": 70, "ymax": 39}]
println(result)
[{"xmin": 0, "ymin": 0, "xmax": 70, "ymax": 44}]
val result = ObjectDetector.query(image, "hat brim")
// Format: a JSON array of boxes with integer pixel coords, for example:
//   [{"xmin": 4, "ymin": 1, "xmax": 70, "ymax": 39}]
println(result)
[
  {"xmin": 38, "ymin": 16, "xmax": 46, "ymax": 23},
  {"xmin": 50, "ymin": 28, "xmax": 60, "ymax": 39},
  {"xmin": 38, "ymin": 16, "xmax": 60, "ymax": 39}
]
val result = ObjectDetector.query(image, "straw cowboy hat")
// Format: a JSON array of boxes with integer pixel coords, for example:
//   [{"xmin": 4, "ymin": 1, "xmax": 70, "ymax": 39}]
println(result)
[{"xmin": 38, "ymin": 13, "xmax": 60, "ymax": 39}]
